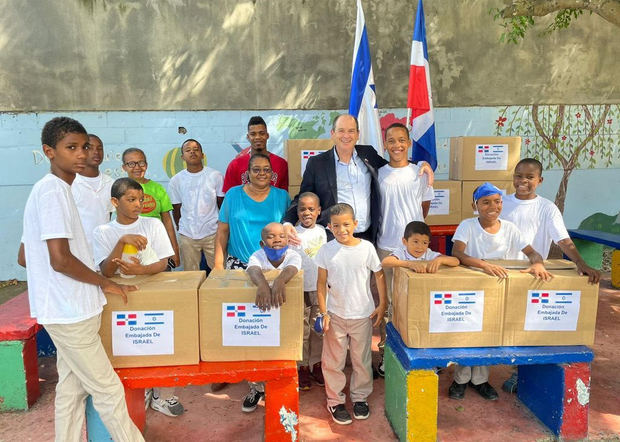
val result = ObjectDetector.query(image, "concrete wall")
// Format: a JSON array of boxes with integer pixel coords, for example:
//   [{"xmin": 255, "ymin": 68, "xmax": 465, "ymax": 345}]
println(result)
[{"xmin": 0, "ymin": 0, "xmax": 618, "ymax": 111}]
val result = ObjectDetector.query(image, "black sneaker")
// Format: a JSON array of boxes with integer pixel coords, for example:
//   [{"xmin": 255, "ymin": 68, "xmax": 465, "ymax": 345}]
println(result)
[
  {"xmin": 353, "ymin": 401, "xmax": 370, "ymax": 420},
  {"xmin": 377, "ymin": 356, "xmax": 385, "ymax": 378},
  {"xmin": 448, "ymin": 381, "xmax": 467, "ymax": 400},
  {"xmin": 469, "ymin": 381, "xmax": 499, "ymax": 400},
  {"xmin": 242, "ymin": 387, "xmax": 265, "ymax": 412},
  {"xmin": 327, "ymin": 404, "xmax": 352, "ymax": 425}
]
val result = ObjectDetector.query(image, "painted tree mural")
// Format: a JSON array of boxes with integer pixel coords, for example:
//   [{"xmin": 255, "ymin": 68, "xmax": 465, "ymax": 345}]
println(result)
[{"xmin": 494, "ymin": 104, "xmax": 619, "ymax": 213}]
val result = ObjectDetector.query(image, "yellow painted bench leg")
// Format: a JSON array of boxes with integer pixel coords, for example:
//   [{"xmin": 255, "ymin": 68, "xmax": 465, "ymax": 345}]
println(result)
[
  {"xmin": 406, "ymin": 369, "xmax": 438, "ymax": 442},
  {"xmin": 611, "ymin": 249, "xmax": 620, "ymax": 289}
]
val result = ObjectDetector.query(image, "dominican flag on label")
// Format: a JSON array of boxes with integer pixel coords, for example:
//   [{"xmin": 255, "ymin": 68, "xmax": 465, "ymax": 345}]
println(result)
[
  {"xmin": 433, "ymin": 293, "xmax": 452, "ymax": 304},
  {"xmin": 530, "ymin": 292, "xmax": 550, "ymax": 304},
  {"xmin": 478, "ymin": 145, "xmax": 490, "ymax": 153},
  {"xmin": 116, "ymin": 313, "xmax": 137, "ymax": 326},
  {"xmin": 302, "ymin": 150, "xmax": 321, "ymax": 159},
  {"xmin": 226, "ymin": 305, "xmax": 246, "ymax": 317}
]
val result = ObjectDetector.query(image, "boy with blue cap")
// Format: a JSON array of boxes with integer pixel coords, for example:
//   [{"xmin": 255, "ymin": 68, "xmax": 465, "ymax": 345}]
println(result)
[{"xmin": 449, "ymin": 182, "xmax": 552, "ymax": 401}]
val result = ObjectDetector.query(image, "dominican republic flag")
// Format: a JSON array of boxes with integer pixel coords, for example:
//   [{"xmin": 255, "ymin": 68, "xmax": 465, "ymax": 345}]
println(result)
[
  {"xmin": 226, "ymin": 305, "xmax": 246, "ymax": 317},
  {"xmin": 348, "ymin": 0, "xmax": 383, "ymax": 154},
  {"xmin": 433, "ymin": 293, "xmax": 452, "ymax": 305},
  {"xmin": 116, "ymin": 313, "xmax": 137, "ymax": 326},
  {"xmin": 407, "ymin": 0, "xmax": 437, "ymax": 170}
]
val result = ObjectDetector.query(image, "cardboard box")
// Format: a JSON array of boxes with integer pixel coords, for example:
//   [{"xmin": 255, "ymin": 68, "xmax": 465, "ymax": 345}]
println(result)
[
  {"xmin": 286, "ymin": 139, "xmax": 332, "ymax": 187},
  {"xmin": 461, "ymin": 180, "xmax": 515, "ymax": 219},
  {"xmin": 288, "ymin": 185, "xmax": 300, "ymax": 200},
  {"xmin": 449, "ymin": 137, "xmax": 521, "ymax": 181},
  {"xmin": 425, "ymin": 180, "xmax": 462, "ymax": 226},
  {"xmin": 199, "ymin": 270, "xmax": 303, "ymax": 361},
  {"xmin": 392, "ymin": 266, "xmax": 505, "ymax": 348},
  {"xmin": 500, "ymin": 260, "xmax": 599, "ymax": 346},
  {"xmin": 100, "ymin": 271, "xmax": 205, "ymax": 368}
]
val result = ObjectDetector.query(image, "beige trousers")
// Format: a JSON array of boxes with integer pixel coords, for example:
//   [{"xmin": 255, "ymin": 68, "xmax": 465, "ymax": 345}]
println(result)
[
  {"xmin": 45, "ymin": 314, "xmax": 144, "ymax": 442},
  {"xmin": 322, "ymin": 313, "xmax": 373, "ymax": 407},
  {"xmin": 454, "ymin": 365, "xmax": 490, "ymax": 385},
  {"xmin": 179, "ymin": 232, "xmax": 216, "ymax": 270},
  {"xmin": 377, "ymin": 248, "xmax": 393, "ymax": 355}
]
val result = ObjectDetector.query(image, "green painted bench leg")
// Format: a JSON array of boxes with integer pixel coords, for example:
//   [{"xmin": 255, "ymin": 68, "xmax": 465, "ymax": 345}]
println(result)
[
  {"xmin": 0, "ymin": 336, "xmax": 40, "ymax": 411},
  {"xmin": 572, "ymin": 238, "xmax": 604, "ymax": 270},
  {"xmin": 384, "ymin": 346, "xmax": 438, "ymax": 442}
]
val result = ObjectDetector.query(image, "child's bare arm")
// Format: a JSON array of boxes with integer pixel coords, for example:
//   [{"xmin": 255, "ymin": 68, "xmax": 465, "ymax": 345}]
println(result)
[
  {"xmin": 247, "ymin": 266, "xmax": 272, "ymax": 311},
  {"xmin": 17, "ymin": 243, "xmax": 26, "ymax": 267},
  {"xmin": 425, "ymin": 255, "xmax": 460, "ymax": 273},
  {"xmin": 271, "ymin": 266, "xmax": 299, "ymax": 309},
  {"xmin": 452, "ymin": 240, "xmax": 508, "ymax": 278},
  {"xmin": 521, "ymin": 245, "xmax": 553, "ymax": 281},
  {"xmin": 370, "ymin": 269, "xmax": 387, "ymax": 327},
  {"xmin": 317, "ymin": 267, "xmax": 330, "ymax": 332},
  {"xmin": 213, "ymin": 222, "xmax": 229, "ymax": 270},
  {"xmin": 422, "ymin": 200, "xmax": 431, "ymax": 218},
  {"xmin": 382, "ymin": 255, "xmax": 427, "ymax": 273},
  {"xmin": 557, "ymin": 238, "xmax": 600, "ymax": 283}
]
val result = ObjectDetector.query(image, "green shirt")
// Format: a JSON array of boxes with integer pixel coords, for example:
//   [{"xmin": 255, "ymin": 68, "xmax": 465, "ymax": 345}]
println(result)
[{"xmin": 140, "ymin": 180, "xmax": 173, "ymax": 220}]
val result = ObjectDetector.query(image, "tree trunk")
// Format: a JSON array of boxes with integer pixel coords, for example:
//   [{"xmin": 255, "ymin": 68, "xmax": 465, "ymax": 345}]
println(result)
[{"xmin": 554, "ymin": 167, "xmax": 574, "ymax": 214}]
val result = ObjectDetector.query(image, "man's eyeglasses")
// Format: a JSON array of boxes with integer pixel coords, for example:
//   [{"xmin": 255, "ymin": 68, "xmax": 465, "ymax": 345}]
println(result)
[
  {"xmin": 124, "ymin": 161, "xmax": 147, "ymax": 168},
  {"xmin": 250, "ymin": 167, "xmax": 272, "ymax": 174}
]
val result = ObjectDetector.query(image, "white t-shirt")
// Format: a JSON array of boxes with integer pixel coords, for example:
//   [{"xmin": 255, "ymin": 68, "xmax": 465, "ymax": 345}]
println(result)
[
  {"xmin": 501, "ymin": 193, "xmax": 569, "ymax": 259},
  {"xmin": 293, "ymin": 224, "xmax": 328, "ymax": 292},
  {"xmin": 247, "ymin": 248, "xmax": 302, "ymax": 271},
  {"xmin": 391, "ymin": 245, "xmax": 441, "ymax": 261},
  {"xmin": 22, "ymin": 174, "xmax": 106, "ymax": 324},
  {"xmin": 92, "ymin": 217, "xmax": 174, "ymax": 272},
  {"xmin": 71, "ymin": 172, "xmax": 115, "ymax": 247},
  {"xmin": 452, "ymin": 217, "xmax": 530, "ymax": 260},
  {"xmin": 377, "ymin": 163, "xmax": 434, "ymax": 252},
  {"xmin": 167, "ymin": 167, "xmax": 224, "ymax": 239},
  {"xmin": 315, "ymin": 239, "xmax": 382, "ymax": 319}
]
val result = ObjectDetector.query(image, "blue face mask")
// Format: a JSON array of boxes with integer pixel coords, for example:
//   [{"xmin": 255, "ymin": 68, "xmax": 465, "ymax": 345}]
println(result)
[{"xmin": 263, "ymin": 245, "xmax": 288, "ymax": 261}]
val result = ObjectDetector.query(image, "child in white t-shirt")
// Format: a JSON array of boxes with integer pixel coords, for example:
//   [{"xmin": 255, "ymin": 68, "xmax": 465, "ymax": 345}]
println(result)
[
  {"xmin": 18, "ymin": 117, "xmax": 142, "ymax": 441},
  {"xmin": 449, "ymin": 182, "xmax": 552, "ymax": 402},
  {"xmin": 315, "ymin": 203, "xmax": 387, "ymax": 425},
  {"xmin": 292, "ymin": 192, "xmax": 327, "ymax": 390},
  {"xmin": 376, "ymin": 123, "xmax": 434, "ymax": 374},
  {"xmin": 92, "ymin": 177, "xmax": 184, "ymax": 419},
  {"xmin": 243, "ymin": 222, "xmax": 302, "ymax": 413},
  {"xmin": 168, "ymin": 139, "xmax": 224, "ymax": 271}
]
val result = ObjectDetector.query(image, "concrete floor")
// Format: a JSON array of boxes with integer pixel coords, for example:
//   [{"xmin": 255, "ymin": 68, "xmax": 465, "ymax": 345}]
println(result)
[{"xmin": 1, "ymin": 276, "xmax": 619, "ymax": 441}]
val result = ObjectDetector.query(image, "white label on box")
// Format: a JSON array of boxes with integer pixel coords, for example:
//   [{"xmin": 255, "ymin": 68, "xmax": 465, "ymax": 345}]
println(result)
[
  {"xmin": 429, "ymin": 189, "xmax": 450, "ymax": 215},
  {"xmin": 474, "ymin": 144, "xmax": 508, "ymax": 171},
  {"xmin": 111, "ymin": 311, "xmax": 174, "ymax": 356},
  {"xmin": 222, "ymin": 303, "xmax": 280, "ymax": 346},
  {"xmin": 524, "ymin": 290, "xmax": 581, "ymax": 331},
  {"xmin": 472, "ymin": 188, "xmax": 507, "ymax": 215},
  {"xmin": 300, "ymin": 150, "xmax": 326, "ymax": 176},
  {"xmin": 429, "ymin": 291, "xmax": 484, "ymax": 333}
]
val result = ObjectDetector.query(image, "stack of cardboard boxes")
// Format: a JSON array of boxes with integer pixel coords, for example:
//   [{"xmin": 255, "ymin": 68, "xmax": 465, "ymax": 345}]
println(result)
[{"xmin": 285, "ymin": 139, "xmax": 333, "ymax": 199}]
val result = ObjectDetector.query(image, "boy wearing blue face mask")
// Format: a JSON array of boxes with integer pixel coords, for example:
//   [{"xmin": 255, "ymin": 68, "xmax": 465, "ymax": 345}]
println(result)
[{"xmin": 243, "ymin": 222, "xmax": 302, "ymax": 412}]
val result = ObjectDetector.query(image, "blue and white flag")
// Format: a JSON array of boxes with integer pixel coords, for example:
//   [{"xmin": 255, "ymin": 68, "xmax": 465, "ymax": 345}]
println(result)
[
  {"xmin": 408, "ymin": 0, "xmax": 437, "ymax": 170},
  {"xmin": 348, "ymin": 0, "xmax": 383, "ymax": 154}
]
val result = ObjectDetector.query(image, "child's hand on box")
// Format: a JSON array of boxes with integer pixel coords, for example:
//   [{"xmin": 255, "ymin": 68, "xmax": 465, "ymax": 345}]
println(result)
[
  {"xmin": 426, "ymin": 258, "xmax": 442, "ymax": 273},
  {"xmin": 481, "ymin": 262, "xmax": 509, "ymax": 279},
  {"xmin": 407, "ymin": 261, "xmax": 427, "ymax": 273},
  {"xmin": 270, "ymin": 279, "xmax": 287, "ymax": 309},
  {"xmin": 521, "ymin": 263, "xmax": 553, "ymax": 281},
  {"xmin": 99, "ymin": 278, "xmax": 138, "ymax": 304},
  {"xmin": 255, "ymin": 281, "xmax": 272, "ymax": 311}
]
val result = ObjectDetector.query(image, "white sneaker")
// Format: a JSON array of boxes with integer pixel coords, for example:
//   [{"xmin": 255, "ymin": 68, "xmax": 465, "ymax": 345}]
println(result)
[
  {"xmin": 150, "ymin": 396, "xmax": 185, "ymax": 417},
  {"xmin": 144, "ymin": 388, "xmax": 154, "ymax": 411}
]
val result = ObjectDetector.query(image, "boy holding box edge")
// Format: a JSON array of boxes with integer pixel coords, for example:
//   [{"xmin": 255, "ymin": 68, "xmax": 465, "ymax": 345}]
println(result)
[
  {"xmin": 18, "ymin": 117, "xmax": 143, "ymax": 441},
  {"xmin": 244, "ymin": 222, "xmax": 302, "ymax": 412},
  {"xmin": 449, "ymin": 182, "xmax": 552, "ymax": 401},
  {"xmin": 316, "ymin": 203, "xmax": 387, "ymax": 425},
  {"xmin": 92, "ymin": 177, "xmax": 185, "ymax": 418}
]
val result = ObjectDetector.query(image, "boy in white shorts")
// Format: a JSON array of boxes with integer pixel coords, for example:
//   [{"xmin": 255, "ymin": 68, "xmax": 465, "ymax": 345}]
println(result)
[{"xmin": 316, "ymin": 203, "xmax": 387, "ymax": 425}]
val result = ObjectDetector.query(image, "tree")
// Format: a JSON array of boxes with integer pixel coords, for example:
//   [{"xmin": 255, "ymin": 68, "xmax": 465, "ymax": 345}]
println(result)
[{"xmin": 491, "ymin": 0, "xmax": 620, "ymax": 43}]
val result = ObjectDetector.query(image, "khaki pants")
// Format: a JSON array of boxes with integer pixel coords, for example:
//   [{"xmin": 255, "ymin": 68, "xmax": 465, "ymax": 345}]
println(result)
[
  {"xmin": 299, "ymin": 291, "xmax": 323, "ymax": 368},
  {"xmin": 377, "ymin": 248, "xmax": 393, "ymax": 355},
  {"xmin": 45, "ymin": 314, "xmax": 144, "ymax": 442},
  {"xmin": 179, "ymin": 233, "xmax": 216, "ymax": 270},
  {"xmin": 454, "ymin": 365, "xmax": 489, "ymax": 385},
  {"xmin": 322, "ymin": 313, "xmax": 373, "ymax": 407}
]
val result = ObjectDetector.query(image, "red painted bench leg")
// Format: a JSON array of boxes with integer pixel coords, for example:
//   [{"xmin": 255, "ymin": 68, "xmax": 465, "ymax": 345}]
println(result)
[
  {"xmin": 124, "ymin": 387, "xmax": 146, "ymax": 432},
  {"xmin": 264, "ymin": 376, "xmax": 300, "ymax": 442},
  {"xmin": 23, "ymin": 335, "xmax": 41, "ymax": 408},
  {"xmin": 560, "ymin": 362, "xmax": 590, "ymax": 440}
]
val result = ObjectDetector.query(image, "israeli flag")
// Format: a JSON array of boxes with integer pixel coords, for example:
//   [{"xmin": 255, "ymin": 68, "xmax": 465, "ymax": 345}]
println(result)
[{"xmin": 348, "ymin": 0, "xmax": 383, "ymax": 154}]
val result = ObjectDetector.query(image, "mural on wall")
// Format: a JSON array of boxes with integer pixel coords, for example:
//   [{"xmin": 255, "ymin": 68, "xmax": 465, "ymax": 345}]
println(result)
[{"xmin": 494, "ymin": 104, "xmax": 620, "ymax": 214}]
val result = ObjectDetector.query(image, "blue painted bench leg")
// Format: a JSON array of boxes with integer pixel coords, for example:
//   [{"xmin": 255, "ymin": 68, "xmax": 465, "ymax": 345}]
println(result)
[
  {"xmin": 85, "ymin": 396, "xmax": 113, "ymax": 441},
  {"xmin": 518, "ymin": 362, "xmax": 590, "ymax": 440}
]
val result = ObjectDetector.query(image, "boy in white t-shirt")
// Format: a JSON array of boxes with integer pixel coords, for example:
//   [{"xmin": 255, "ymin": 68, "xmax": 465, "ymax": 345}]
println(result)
[
  {"xmin": 316, "ymin": 203, "xmax": 387, "ymax": 425},
  {"xmin": 376, "ymin": 123, "xmax": 434, "ymax": 375},
  {"xmin": 92, "ymin": 178, "xmax": 184, "ymax": 419},
  {"xmin": 18, "ymin": 117, "xmax": 143, "ymax": 441},
  {"xmin": 449, "ymin": 182, "xmax": 552, "ymax": 402},
  {"xmin": 244, "ymin": 222, "xmax": 302, "ymax": 412},
  {"xmin": 71, "ymin": 134, "xmax": 115, "ymax": 248},
  {"xmin": 292, "ymin": 192, "xmax": 327, "ymax": 390},
  {"xmin": 168, "ymin": 139, "xmax": 224, "ymax": 271}
]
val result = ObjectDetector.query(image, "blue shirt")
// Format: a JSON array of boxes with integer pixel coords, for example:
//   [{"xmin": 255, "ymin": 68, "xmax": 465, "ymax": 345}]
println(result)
[
  {"xmin": 219, "ymin": 185, "xmax": 291, "ymax": 263},
  {"xmin": 334, "ymin": 149, "xmax": 371, "ymax": 232}
]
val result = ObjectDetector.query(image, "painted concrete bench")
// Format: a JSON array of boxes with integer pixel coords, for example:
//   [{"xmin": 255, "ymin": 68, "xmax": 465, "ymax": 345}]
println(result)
[
  {"xmin": 385, "ymin": 323, "xmax": 594, "ymax": 441},
  {"xmin": 568, "ymin": 229, "xmax": 620, "ymax": 288},
  {"xmin": 86, "ymin": 360, "xmax": 300, "ymax": 441},
  {"xmin": 0, "ymin": 291, "xmax": 41, "ymax": 411}
]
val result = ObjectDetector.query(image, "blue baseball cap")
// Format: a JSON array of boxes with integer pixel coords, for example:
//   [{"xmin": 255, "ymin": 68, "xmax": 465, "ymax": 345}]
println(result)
[{"xmin": 473, "ymin": 182, "xmax": 502, "ymax": 202}]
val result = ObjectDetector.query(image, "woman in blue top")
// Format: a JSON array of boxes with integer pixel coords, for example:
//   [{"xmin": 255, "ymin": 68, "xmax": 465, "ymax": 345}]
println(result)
[{"xmin": 214, "ymin": 153, "xmax": 291, "ymax": 270}]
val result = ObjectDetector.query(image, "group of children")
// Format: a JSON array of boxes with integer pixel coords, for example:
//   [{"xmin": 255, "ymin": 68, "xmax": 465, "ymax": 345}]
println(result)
[{"xmin": 18, "ymin": 115, "xmax": 600, "ymax": 438}]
